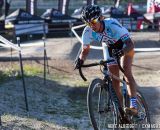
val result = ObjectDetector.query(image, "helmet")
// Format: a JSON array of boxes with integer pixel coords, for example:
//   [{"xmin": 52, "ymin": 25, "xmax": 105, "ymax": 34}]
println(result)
[{"xmin": 81, "ymin": 5, "xmax": 102, "ymax": 23}]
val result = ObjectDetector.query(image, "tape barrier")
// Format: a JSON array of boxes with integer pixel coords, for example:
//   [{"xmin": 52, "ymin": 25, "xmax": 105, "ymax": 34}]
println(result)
[
  {"xmin": 71, "ymin": 24, "xmax": 160, "ymax": 52},
  {"xmin": 0, "ymin": 35, "xmax": 21, "ymax": 51}
]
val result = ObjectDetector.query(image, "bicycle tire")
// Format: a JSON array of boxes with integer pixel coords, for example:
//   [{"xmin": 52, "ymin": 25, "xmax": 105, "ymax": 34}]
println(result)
[
  {"xmin": 87, "ymin": 78, "xmax": 119, "ymax": 130},
  {"xmin": 136, "ymin": 90, "xmax": 151, "ymax": 130}
]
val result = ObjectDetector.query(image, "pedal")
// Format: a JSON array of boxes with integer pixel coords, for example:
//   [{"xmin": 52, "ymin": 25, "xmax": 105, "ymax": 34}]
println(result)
[{"xmin": 124, "ymin": 107, "xmax": 138, "ymax": 116}]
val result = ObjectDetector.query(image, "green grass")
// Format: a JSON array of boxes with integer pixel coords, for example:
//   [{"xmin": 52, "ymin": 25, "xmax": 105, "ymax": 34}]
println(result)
[
  {"xmin": 0, "ymin": 63, "xmax": 89, "ymax": 88},
  {"xmin": 12, "ymin": 64, "xmax": 43, "ymax": 80},
  {"xmin": 23, "ymin": 64, "xmax": 43, "ymax": 76},
  {"xmin": 0, "ymin": 70, "xmax": 11, "ymax": 83},
  {"xmin": 0, "ymin": 64, "xmax": 43, "ymax": 83}
]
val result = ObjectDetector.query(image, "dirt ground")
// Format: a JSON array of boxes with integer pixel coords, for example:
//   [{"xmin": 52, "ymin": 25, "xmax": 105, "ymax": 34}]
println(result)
[{"xmin": 0, "ymin": 31, "xmax": 159, "ymax": 129}]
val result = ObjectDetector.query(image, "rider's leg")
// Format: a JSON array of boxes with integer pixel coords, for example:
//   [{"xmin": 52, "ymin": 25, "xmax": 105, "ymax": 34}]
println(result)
[
  {"xmin": 122, "ymin": 49, "xmax": 137, "ymax": 98},
  {"xmin": 102, "ymin": 42, "xmax": 123, "ymax": 106},
  {"xmin": 109, "ymin": 65, "xmax": 123, "ymax": 106},
  {"xmin": 122, "ymin": 49, "xmax": 138, "ymax": 115}
]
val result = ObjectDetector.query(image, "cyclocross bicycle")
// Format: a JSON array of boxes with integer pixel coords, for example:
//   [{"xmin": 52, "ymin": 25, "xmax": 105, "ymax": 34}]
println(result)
[{"xmin": 78, "ymin": 59, "xmax": 151, "ymax": 130}]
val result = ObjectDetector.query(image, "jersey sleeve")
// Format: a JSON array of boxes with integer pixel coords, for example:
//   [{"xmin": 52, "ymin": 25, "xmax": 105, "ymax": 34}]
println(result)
[
  {"xmin": 81, "ymin": 26, "xmax": 93, "ymax": 46},
  {"xmin": 107, "ymin": 18, "xmax": 130, "ymax": 42}
]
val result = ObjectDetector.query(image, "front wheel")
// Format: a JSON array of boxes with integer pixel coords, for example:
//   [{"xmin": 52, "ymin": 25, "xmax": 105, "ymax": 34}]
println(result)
[{"xmin": 87, "ymin": 78, "xmax": 118, "ymax": 130}]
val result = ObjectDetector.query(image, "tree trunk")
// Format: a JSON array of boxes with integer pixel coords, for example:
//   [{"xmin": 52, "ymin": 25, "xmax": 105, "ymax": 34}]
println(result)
[
  {"xmin": 0, "ymin": 0, "xmax": 3, "ymax": 16},
  {"xmin": 87, "ymin": 0, "xmax": 97, "ymax": 5},
  {"xmin": 58, "ymin": 0, "xmax": 63, "ymax": 12},
  {"xmin": 4, "ymin": 0, "xmax": 10, "ymax": 17},
  {"xmin": 26, "ymin": 0, "xmax": 37, "ymax": 15},
  {"xmin": 114, "ymin": 0, "xmax": 120, "ymax": 8},
  {"xmin": 58, "ymin": 0, "xmax": 70, "ymax": 15}
]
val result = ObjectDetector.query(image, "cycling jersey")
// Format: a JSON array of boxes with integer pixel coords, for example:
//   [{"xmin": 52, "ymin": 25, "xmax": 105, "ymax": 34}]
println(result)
[
  {"xmin": 82, "ymin": 18, "xmax": 130, "ymax": 47},
  {"xmin": 81, "ymin": 18, "xmax": 131, "ymax": 65}
]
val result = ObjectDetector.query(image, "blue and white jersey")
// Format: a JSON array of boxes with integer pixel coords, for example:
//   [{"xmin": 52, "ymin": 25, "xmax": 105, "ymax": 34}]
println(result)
[{"xmin": 82, "ymin": 18, "xmax": 130, "ymax": 46}]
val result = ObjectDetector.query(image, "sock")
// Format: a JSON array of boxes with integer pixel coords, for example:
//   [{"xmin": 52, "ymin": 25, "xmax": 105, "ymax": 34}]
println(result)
[{"xmin": 130, "ymin": 97, "xmax": 137, "ymax": 109}]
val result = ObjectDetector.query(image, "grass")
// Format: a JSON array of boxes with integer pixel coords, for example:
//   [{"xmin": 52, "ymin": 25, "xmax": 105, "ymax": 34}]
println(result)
[
  {"xmin": 23, "ymin": 65, "xmax": 43, "ymax": 77},
  {"xmin": 0, "ymin": 70, "xmax": 11, "ymax": 84},
  {"xmin": 0, "ymin": 61, "xmax": 91, "ymax": 88},
  {"xmin": 0, "ymin": 64, "xmax": 43, "ymax": 83}
]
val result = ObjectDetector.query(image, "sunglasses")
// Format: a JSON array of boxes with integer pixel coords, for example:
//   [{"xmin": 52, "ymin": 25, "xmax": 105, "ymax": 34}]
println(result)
[{"xmin": 85, "ymin": 18, "xmax": 99, "ymax": 26}]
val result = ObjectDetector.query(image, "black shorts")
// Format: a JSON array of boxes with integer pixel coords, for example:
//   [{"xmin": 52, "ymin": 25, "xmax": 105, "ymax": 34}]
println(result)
[{"xmin": 108, "ymin": 39, "xmax": 124, "ymax": 57}]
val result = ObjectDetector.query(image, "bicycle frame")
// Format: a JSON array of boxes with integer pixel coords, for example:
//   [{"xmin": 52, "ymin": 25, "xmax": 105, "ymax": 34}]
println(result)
[
  {"xmin": 77, "ymin": 59, "xmax": 151, "ymax": 130},
  {"xmin": 79, "ymin": 59, "xmax": 131, "ymax": 124}
]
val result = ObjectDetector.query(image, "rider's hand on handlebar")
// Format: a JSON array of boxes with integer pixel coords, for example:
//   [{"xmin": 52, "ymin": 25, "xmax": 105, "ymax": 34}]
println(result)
[
  {"xmin": 112, "ymin": 49, "xmax": 124, "ymax": 59},
  {"xmin": 74, "ymin": 58, "xmax": 84, "ymax": 69}
]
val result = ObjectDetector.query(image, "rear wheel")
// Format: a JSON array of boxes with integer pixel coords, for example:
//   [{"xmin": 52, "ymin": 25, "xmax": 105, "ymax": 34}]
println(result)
[
  {"xmin": 128, "ymin": 91, "xmax": 151, "ymax": 129},
  {"xmin": 87, "ymin": 78, "xmax": 119, "ymax": 130},
  {"xmin": 135, "ymin": 91, "xmax": 151, "ymax": 130}
]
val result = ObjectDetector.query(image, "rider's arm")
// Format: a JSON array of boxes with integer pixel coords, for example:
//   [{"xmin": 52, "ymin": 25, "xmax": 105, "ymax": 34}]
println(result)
[
  {"xmin": 79, "ymin": 44, "xmax": 90, "ymax": 61},
  {"xmin": 122, "ymin": 37, "xmax": 134, "ymax": 55},
  {"xmin": 80, "ymin": 26, "xmax": 92, "ymax": 61}
]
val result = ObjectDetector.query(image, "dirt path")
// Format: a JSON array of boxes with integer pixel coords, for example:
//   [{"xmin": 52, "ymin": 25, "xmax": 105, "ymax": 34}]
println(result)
[{"xmin": 0, "ymin": 31, "xmax": 159, "ymax": 129}]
